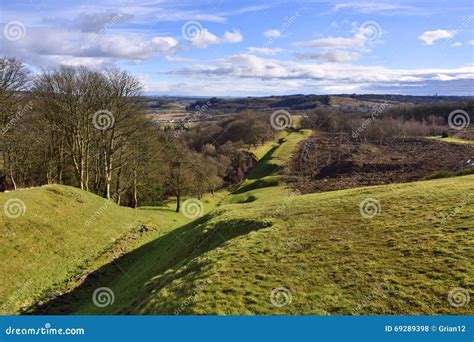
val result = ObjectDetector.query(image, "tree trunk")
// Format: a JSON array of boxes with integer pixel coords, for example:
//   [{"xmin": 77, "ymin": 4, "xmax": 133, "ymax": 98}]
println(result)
[
  {"xmin": 133, "ymin": 168, "xmax": 138, "ymax": 208},
  {"xmin": 103, "ymin": 152, "xmax": 112, "ymax": 199},
  {"xmin": 176, "ymin": 194, "xmax": 180, "ymax": 212},
  {"xmin": 10, "ymin": 170, "xmax": 17, "ymax": 190}
]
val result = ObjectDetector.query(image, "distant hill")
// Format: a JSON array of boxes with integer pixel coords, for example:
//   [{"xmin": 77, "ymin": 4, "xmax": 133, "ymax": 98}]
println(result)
[{"xmin": 182, "ymin": 94, "xmax": 473, "ymax": 115}]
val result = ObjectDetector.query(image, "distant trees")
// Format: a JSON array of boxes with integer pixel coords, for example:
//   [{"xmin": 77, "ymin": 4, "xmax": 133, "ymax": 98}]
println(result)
[
  {"xmin": 300, "ymin": 104, "xmax": 468, "ymax": 143},
  {"xmin": 161, "ymin": 139, "xmax": 225, "ymax": 212},
  {"xmin": 219, "ymin": 111, "xmax": 274, "ymax": 146}
]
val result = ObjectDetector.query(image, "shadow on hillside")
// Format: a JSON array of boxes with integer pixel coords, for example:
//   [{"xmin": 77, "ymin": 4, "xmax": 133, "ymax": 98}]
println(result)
[
  {"xmin": 232, "ymin": 178, "xmax": 279, "ymax": 195},
  {"xmin": 23, "ymin": 214, "xmax": 268, "ymax": 315},
  {"xmin": 247, "ymin": 145, "xmax": 280, "ymax": 180}
]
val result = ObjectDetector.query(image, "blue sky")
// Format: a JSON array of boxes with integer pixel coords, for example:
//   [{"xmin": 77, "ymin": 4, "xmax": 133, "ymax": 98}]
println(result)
[{"xmin": 1, "ymin": 0, "xmax": 473, "ymax": 96}]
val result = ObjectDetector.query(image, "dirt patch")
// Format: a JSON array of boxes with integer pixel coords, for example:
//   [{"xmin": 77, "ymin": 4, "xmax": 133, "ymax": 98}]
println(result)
[{"xmin": 289, "ymin": 133, "xmax": 474, "ymax": 193}]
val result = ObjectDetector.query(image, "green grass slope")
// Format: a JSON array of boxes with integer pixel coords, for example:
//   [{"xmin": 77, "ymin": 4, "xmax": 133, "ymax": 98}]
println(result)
[
  {"xmin": 0, "ymin": 185, "xmax": 185, "ymax": 314},
  {"xmin": 149, "ymin": 176, "xmax": 473, "ymax": 315},
  {"xmin": 27, "ymin": 130, "xmax": 473, "ymax": 316}
]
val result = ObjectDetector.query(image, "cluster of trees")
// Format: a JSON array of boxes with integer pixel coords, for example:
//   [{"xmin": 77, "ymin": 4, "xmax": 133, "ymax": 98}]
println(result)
[
  {"xmin": 0, "ymin": 57, "xmax": 276, "ymax": 210},
  {"xmin": 186, "ymin": 94, "xmax": 329, "ymax": 113},
  {"xmin": 1, "ymin": 58, "xmax": 159, "ymax": 205},
  {"xmin": 301, "ymin": 102, "xmax": 473, "ymax": 144}
]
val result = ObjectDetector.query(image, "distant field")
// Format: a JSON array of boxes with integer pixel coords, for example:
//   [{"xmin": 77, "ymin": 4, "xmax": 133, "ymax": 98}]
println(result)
[
  {"xmin": 290, "ymin": 133, "xmax": 474, "ymax": 194},
  {"xmin": 22, "ymin": 130, "xmax": 473, "ymax": 316}
]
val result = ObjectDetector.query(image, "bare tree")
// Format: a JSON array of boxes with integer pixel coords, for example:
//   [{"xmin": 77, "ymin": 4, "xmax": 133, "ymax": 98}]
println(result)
[{"xmin": 0, "ymin": 57, "xmax": 31, "ymax": 191}]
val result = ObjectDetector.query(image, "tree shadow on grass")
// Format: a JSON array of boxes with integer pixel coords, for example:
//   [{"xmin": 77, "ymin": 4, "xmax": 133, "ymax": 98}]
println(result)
[
  {"xmin": 23, "ymin": 214, "xmax": 268, "ymax": 315},
  {"xmin": 232, "ymin": 178, "xmax": 279, "ymax": 195},
  {"xmin": 247, "ymin": 145, "xmax": 280, "ymax": 180}
]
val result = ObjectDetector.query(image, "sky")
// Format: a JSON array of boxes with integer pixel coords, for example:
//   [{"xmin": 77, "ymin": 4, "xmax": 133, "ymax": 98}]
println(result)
[{"xmin": 0, "ymin": 0, "xmax": 473, "ymax": 96}]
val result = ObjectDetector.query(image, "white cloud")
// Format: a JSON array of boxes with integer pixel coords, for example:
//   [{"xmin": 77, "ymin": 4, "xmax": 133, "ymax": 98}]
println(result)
[
  {"xmin": 190, "ymin": 29, "xmax": 220, "ymax": 48},
  {"xmin": 295, "ymin": 50, "xmax": 361, "ymax": 63},
  {"xmin": 452, "ymin": 42, "xmax": 462, "ymax": 47},
  {"xmin": 468, "ymin": 40, "xmax": 474, "ymax": 45},
  {"xmin": 73, "ymin": 11, "xmax": 132, "ymax": 32},
  {"xmin": 167, "ymin": 53, "xmax": 474, "ymax": 88},
  {"xmin": 264, "ymin": 29, "xmax": 281, "ymax": 38},
  {"xmin": 151, "ymin": 37, "xmax": 179, "ymax": 51},
  {"xmin": 223, "ymin": 29, "xmax": 243, "ymax": 43},
  {"xmin": 294, "ymin": 35, "xmax": 365, "ymax": 48},
  {"xmin": 293, "ymin": 24, "xmax": 380, "ymax": 49},
  {"xmin": 0, "ymin": 24, "xmax": 181, "ymax": 65},
  {"xmin": 434, "ymin": 74, "xmax": 457, "ymax": 81},
  {"xmin": 191, "ymin": 28, "xmax": 242, "ymax": 48},
  {"xmin": 332, "ymin": 2, "xmax": 412, "ymax": 13},
  {"xmin": 418, "ymin": 29, "xmax": 455, "ymax": 45},
  {"xmin": 247, "ymin": 47, "xmax": 282, "ymax": 55}
]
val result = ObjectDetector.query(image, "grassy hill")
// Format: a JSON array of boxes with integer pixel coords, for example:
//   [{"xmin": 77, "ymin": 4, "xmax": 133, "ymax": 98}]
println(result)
[
  {"xmin": 20, "ymin": 130, "xmax": 473, "ymax": 316},
  {"xmin": 0, "ymin": 185, "xmax": 166, "ymax": 314},
  {"xmin": 0, "ymin": 185, "xmax": 225, "ymax": 314}
]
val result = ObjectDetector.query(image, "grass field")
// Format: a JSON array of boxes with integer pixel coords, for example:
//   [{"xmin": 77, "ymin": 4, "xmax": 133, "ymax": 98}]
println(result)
[
  {"xmin": 0, "ymin": 185, "xmax": 225, "ymax": 314},
  {"xmin": 2, "ymin": 128, "xmax": 473, "ymax": 315}
]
